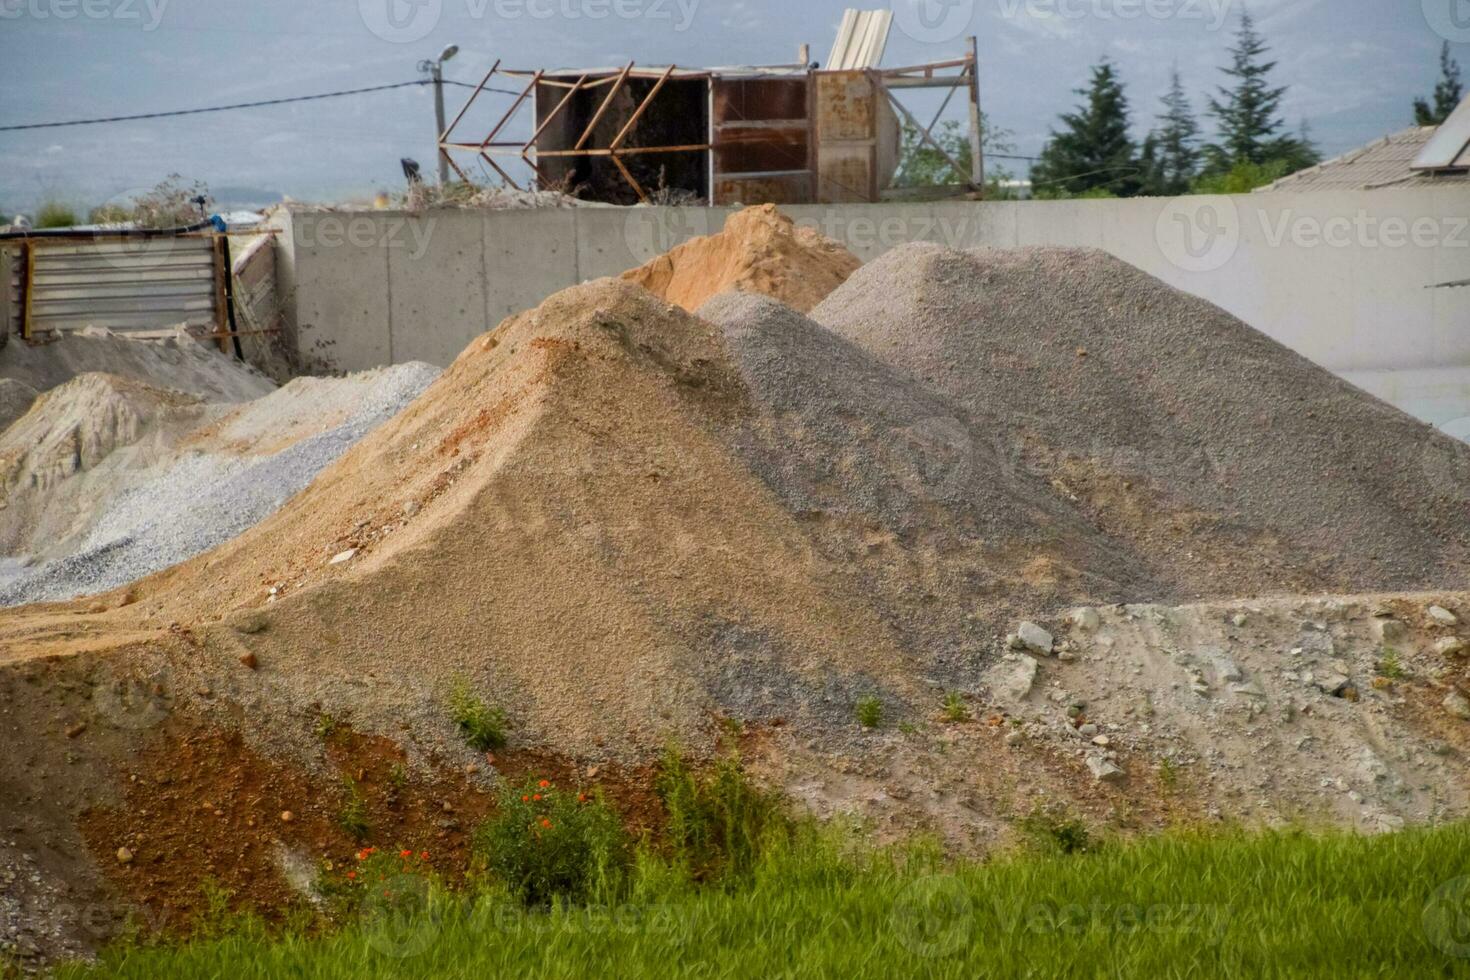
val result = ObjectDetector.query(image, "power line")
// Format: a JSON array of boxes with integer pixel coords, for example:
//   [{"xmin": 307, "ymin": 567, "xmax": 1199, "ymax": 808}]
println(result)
[{"xmin": 0, "ymin": 79, "xmax": 523, "ymax": 132}]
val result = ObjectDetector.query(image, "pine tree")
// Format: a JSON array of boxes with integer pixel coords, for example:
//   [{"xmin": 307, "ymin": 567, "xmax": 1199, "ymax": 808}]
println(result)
[
  {"xmin": 1204, "ymin": 9, "xmax": 1311, "ymax": 173},
  {"xmin": 1141, "ymin": 67, "xmax": 1200, "ymax": 196},
  {"xmin": 1032, "ymin": 59, "xmax": 1140, "ymax": 198},
  {"xmin": 1414, "ymin": 42, "xmax": 1464, "ymax": 127}
]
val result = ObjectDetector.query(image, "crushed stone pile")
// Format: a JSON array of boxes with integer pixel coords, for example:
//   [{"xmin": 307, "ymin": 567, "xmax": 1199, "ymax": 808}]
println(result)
[
  {"xmin": 813, "ymin": 243, "xmax": 1470, "ymax": 598},
  {"xmin": 0, "ymin": 326, "xmax": 275, "ymax": 404},
  {"xmin": 622, "ymin": 204, "xmax": 861, "ymax": 313},
  {"xmin": 0, "ymin": 362, "xmax": 439, "ymax": 606},
  {"xmin": 699, "ymin": 291, "xmax": 1162, "ymax": 676},
  {"xmin": 0, "ymin": 378, "xmax": 39, "ymax": 434}
]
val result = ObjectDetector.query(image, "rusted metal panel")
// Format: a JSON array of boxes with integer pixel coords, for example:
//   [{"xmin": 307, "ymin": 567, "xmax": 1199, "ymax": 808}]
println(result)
[
  {"xmin": 815, "ymin": 71, "xmax": 876, "ymax": 142},
  {"xmin": 23, "ymin": 236, "xmax": 219, "ymax": 336},
  {"xmin": 711, "ymin": 75, "xmax": 814, "ymax": 205},
  {"xmin": 714, "ymin": 173, "xmax": 813, "ymax": 204}
]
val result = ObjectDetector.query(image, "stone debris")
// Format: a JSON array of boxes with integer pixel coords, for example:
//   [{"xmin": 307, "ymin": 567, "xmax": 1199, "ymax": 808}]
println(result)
[
  {"xmin": 1429, "ymin": 605, "xmax": 1460, "ymax": 627},
  {"xmin": 1087, "ymin": 755, "xmax": 1125, "ymax": 783},
  {"xmin": 1016, "ymin": 622, "xmax": 1054, "ymax": 656}
]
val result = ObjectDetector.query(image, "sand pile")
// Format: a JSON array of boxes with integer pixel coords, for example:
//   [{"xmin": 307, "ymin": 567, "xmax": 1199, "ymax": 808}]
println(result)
[
  {"xmin": 0, "ymin": 326, "xmax": 274, "ymax": 403},
  {"xmin": 6, "ymin": 280, "xmax": 921, "ymax": 755},
  {"xmin": 0, "ymin": 373, "xmax": 213, "ymax": 555},
  {"xmin": 813, "ymin": 244, "xmax": 1470, "ymax": 597},
  {"xmin": 0, "ymin": 363, "xmax": 440, "ymax": 606},
  {"xmin": 622, "ymin": 204, "xmax": 861, "ymax": 313}
]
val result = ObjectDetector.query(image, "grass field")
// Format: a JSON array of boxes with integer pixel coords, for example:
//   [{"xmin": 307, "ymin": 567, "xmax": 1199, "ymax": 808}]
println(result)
[{"xmin": 58, "ymin": 821, "xmax": 1470, "ymax": 979}]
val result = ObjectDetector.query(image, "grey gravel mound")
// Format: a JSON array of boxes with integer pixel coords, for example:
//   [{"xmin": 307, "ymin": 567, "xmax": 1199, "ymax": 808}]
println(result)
[
  {"xmin": 0, "ymin": 361, "xmax": 439, "ymax": 606},
  {"xmin": 699, "ymin": 290, "xmax": 1160, "ymax": 671},
  {"xmin": 0, "ymin": 378, "xmax": 37, "ymax": 433},
  {"xmin": 811, "ymin": 243, "xmax": 1470, "ymax": 595}
]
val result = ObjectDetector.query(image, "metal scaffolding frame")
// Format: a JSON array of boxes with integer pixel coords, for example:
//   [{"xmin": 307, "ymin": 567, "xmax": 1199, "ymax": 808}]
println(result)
[{"xmin": 437, "ymin": 38, "xmax": 985, "ymax": 203}]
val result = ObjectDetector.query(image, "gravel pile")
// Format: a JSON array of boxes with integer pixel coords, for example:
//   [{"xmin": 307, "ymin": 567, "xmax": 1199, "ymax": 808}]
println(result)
[
  {"xmin": 699, "ymin": 291, "xmax": 1159, "ymax": 672},
  {"xmin": 813, "ymin": 244, "xmax": 1470, "ymax": 597},
  {"xmin": 0, "ymin": 362, "xmax": 439, "ymax": 606}
]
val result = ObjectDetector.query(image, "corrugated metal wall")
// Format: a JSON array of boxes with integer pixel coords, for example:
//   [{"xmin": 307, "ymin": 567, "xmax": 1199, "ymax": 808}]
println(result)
[{"xmin": 20, "ymin": 235, "xmax": 219, "ymax": 337}]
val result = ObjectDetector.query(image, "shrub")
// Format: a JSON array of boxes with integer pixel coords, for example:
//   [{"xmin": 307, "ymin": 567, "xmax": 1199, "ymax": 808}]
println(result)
[
  {"xmin": 656, "ymin": 745, "xmax": 788, "ymax": 881},
  {"xmin": 35, "ymin": 199, "xmax": 78, "ymax": 229},
  {"xmin": 1376, "ymin": 650, "xmax": 1406, "ymax": 680},
  {"xmin": 473, "ymin": 777, "xmax": 628, "ymax": 906},
  {"xmin": 448, "ymin": 683, "xmax": 508, "ymax": 751},
  {"xmin": 1017, "ymin": 805, "xmax": 1096, "ymax": 856},
  {"xmin": 855, "ymin": 695, "xmax": 883, "ymax": 729}
]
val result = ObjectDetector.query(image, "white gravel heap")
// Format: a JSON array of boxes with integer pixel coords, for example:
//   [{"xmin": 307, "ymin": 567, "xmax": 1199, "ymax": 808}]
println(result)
[{"xmin": 0, "ymin": 362, "xmax": 439, "ymax": 606}]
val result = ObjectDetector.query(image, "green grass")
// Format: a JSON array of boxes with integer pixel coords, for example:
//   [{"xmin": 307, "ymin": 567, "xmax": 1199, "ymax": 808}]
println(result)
[
  {"xmin": 34, "ymin": 198, "xmax": 79, "ymax": 228},
  {"xmin": 855, "ymin": 695, "xmax": 884, "ymax": 728},
  {"xmin": 941, "ymin": 691, "xmax": 971, "ymax": 723},
  {"xmin": 58, "ymin": 822, "xmax": 1470, "ymax": 978},
  {"xmin": 447, "ymin": 683, "xmax": 508, "ymax": 751}
]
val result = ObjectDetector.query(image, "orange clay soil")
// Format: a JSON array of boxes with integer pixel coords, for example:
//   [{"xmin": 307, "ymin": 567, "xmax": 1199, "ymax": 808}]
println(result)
[{"xmin": 621, "ymin": 203, "xmax": 861, "ymax": 313}]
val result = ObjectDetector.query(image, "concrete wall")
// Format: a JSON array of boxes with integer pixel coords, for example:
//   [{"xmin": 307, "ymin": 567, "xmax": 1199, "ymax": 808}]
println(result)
[{"xmin": 276, "ymin": 187, "xmax": 1470, "ymax": 426}]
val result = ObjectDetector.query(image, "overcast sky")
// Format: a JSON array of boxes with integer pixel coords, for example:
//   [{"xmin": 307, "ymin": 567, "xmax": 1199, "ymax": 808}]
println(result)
[{"xmin": 0, "ymin": 0, "xmax": 1461, "ymax": 212}]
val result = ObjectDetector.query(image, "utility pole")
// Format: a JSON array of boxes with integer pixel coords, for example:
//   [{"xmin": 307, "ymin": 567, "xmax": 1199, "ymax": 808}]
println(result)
[{"xmin": 419, "ymin": 44, "xmax": 459, "ymax": 185}]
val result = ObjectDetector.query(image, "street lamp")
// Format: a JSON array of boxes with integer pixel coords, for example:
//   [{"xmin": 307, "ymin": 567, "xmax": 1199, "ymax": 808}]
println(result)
[{"xmin": 419, "ymin": 44, "xmax": 459, "ymax": 185}]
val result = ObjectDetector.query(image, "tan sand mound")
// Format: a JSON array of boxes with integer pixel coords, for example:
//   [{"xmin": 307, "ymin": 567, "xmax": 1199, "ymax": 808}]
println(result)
[
  {"xmin": 622, "ymin": 203, "xmax": 861, "ymax": 312},
  {"xmin": 33, "ymin": 279, "xmax": 920, "ymax": 758}
]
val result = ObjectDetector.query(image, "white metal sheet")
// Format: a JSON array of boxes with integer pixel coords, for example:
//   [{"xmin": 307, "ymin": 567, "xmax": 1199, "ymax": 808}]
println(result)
[
  {"xmin": 827, "ymin": 9, "xmax": 892, "ymax": 71},
  {"xmin": 1413, "ymin": 94, "xmax": 1470, "ymax": 170}
]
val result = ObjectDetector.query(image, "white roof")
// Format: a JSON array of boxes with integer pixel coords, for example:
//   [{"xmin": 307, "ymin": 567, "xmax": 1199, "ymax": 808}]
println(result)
[{"xmin": 827, "ymin": 9, "xmax": 892, "ymax": 70}]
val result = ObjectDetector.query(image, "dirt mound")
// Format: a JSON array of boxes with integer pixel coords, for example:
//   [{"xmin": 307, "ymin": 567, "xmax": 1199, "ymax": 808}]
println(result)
[
  {"xmin": 44, "ymin": 279, "xmax": 919, "ymax": 758},
  {"xmin": 622, "ymin": 204, "xmax": 861, "ymax": 312},
  {"xmin": 813, "ymin": 244, "xmax": 1470, "ymax": 596},
  {"xmin": 0, "ymin": 327, "xmax": 275, "ymax": 403}
]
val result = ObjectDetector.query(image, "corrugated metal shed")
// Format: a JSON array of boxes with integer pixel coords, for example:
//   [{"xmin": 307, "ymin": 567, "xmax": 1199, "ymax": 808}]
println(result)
[
  {"xmin": 827, "ymin": 9, "xmax": 892, "ymax": 71},
  {"xmin": 1257, "ymin": 126, "xmax": 1470, "ymax": 193},
  {"xmin": 21, "ymin": 236, "xmax": 220, "ymax": 336}
]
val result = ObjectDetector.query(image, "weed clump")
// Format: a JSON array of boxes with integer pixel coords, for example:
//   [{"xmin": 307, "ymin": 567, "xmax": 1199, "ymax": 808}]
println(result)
[
  {"xmin": 448, "ymin": 683, "xmax": 508, "ymax": 751},
  {"xmin": 472, "ymin": 778, "xmax": 627, "ymax": 906},
  {"xmin": 656, "ymin": 745, "xmax": 789, "ymax": 881},
  {"xmin": 855, "ymin": 695, "xmax": 884, "ymax": 729}
]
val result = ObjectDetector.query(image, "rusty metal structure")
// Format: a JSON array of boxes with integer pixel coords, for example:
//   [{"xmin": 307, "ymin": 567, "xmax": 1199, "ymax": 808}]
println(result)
[{"xmin": 437, "ymin": 36, "xmax": 984, "ymax": 206}]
